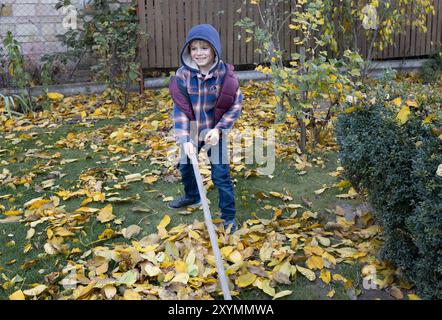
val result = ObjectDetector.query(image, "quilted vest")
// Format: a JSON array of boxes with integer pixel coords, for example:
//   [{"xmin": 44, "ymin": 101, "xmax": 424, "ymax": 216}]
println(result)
[{"xmin": 169, "ymin": 63, "xmax": 239, "ymax": 125}]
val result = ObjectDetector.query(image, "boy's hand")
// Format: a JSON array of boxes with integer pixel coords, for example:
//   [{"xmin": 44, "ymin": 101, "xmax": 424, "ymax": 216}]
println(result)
[
  {"xmin": 183, "ymin": 142, "xmax": 196, "ymax": 157},
  {"xmin": 204, "ymin": 129, "xmax": 220, "ymax": 146}
]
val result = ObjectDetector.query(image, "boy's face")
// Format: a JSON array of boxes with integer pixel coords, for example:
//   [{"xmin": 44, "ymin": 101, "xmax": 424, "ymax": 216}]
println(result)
[{"xmin": 189, "ymin": 40, "xmax": 215, "ymax": 70}]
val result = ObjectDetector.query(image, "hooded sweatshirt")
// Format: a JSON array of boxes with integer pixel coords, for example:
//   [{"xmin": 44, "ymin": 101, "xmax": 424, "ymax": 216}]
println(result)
[{"xmin": 172, "ymin": 24, "xmax": 243, "ymax": 146}]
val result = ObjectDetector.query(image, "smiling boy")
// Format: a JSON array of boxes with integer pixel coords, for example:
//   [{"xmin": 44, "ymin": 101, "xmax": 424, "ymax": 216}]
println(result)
[{"xmin": 168, "ymin": 24, "xmax": 243, "ymax": 233}]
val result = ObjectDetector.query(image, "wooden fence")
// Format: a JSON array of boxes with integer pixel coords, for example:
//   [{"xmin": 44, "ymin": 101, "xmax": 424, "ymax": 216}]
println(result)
[{"xmin": 137, "ymin": 0, "xmax": 442, "ymax": 69}]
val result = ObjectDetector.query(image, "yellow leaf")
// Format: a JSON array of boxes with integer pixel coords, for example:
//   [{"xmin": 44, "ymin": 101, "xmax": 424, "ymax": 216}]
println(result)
[
  {"xmin": 55, "ymin": 227, "xmax": 74, "ymax": 237},
  {"xmin": 123, "ymin": 289, "xmax": 141, "ymax": 300},
  {"xmin": 329, "ymin": 74, "xmax": 337, "ymax": 82},
  {"xmin": 272, "ymin": 290, "xmax": 292, "ymax": 300},
  {"xmin": 327, "ymin": 289, "xmax": 335, "ymax": 298},
  {"xmin": 44, "ymin": 243, "xmax": 57, "ymax": 255},
  {"xmin": 103, "ymin": 285, "xmax": 117, "ymax": 299},
  {"xmin": 304, "ymin": 245, "xmax": 324, "ymax": 256},
  {"xmin": 406, "ymin": 99, "xmax": 418, "ymax": 108},
  {"xmin": 4, "ymin": 210, "xmax": 23, "ymax": 216},
  {"xmin": 228, "ymin": 250, "xmax": 243, "ymax": 264},
  {"xmin": 26, "ymin": 228, "xmax": 35, "ymax": 240},
  {"xmin": 322, "ymin": 252, "xmax": 337, "ymax": 265},
  {"xmin": 320, "ymin": 269, "xmax": 331, "ymax": 284},
  {"xmin": 9, "ymin": 290, "xmax": 25, "ymax": 300},
  {"xmin": 396, "ymin": 106, "xmax": 410, "ymax": 125},
  {"xmin": 97, "ymin": 204, "xmax": 115, "ymax": 223},
  {"xmin": 261, "ymin": 279, "xmax": 276, "ymax": 297},
  {"xmin": 314, "ymin": 187, "xmax": 328, "ymax": 195},
  {"xmin": 306, "ymin": 256, "xmax": 324, "ymax": 270},
  {"xmin": 236, "ymin": 272, "xmax": 257, "ymax": 288},
  {"xmin": 272, "ymin": 208, "xmax": 283, "ymax": 220},
  {"xmin": 23, "ymin": 243, "xmax": 32, "ymax": 253},
  {"xmin": 317, "ymin": 236, "xmax": 330, "ymax": 247},
  {"xmin": 423, "ymin": 114, "xmax": 435, "ymax": 124},
  {"xmin": 175, "ymin": 260, "xmax": 188, "ymax": 273},
  {"xmin": 171, "ymin": 272, "xmax": 189, "ymax": 284},
  {"xmin": 344, "ymin": 107, "xmax": 356, "ymax": 114},
  {"xmin": 157, "ymin": 215, "xmax": 171, "ymax": 230},
  {"xmin": 296, "ymin": 265, "xmax": 316, "ymax": 281},
  {"xmin": 98, "ymin": 228, "xmax": 114, "ymax": 240},
  {"xmin": 143, "ymin": 175, "xmax": 158, "ymax": 184},
  {"xmin": 23, "ymin": 284, "xmax": 47, "ymax": 296},
  {"xmin": 47, "ymin": 92, "xmax": 64, "ymax": 101},
  {"xmin": 408, "ymin": 294, "xmax": 421, "ymax": 300},
  {"xmin": 392, "ymin": 97, "xmax": 402, "ymax": 107},
  {"xmin": 125, "ymin": 173, "xmax": 142, "ymax": 183},
  {"xmin": 333, "ymin": 273, "xmax": 347, "ymax": 283},
  {"xmin": 144, "ymin": 264, "xmax": 161, "ymax": 277},
  {"xmin": 188, "ymin": 229, "xmax": 201, "ymax": 240},
  {"xmin": 220, "ymin": 246, "xmax": 234, "ymax": 258}
]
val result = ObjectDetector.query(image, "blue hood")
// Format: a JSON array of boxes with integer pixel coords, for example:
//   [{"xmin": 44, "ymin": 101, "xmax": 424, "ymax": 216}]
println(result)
[{"xmin": 180, "ymin": 24, "xmax": 221, "ymax": 74}]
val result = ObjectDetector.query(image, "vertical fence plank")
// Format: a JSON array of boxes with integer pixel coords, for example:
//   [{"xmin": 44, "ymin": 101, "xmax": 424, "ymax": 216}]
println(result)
[
  {"xmin": 146, "ymin": 0, "xmax": 156, "ymax": 67},
  {"xmin": 239, "ymin": 0, "xmax": 247, "ymax": 65},
  {"xmin": 162, "ymin": 0, "xmax": 171, "ymax": 67},
  {"xmin": 176, "ymin": 0, "xmax": 185, "ymax": 65},
  {"xmin": 138, "ymin": 1, "xmax": 148, "ymax": 68},
  {"xmin": 218, "ymin": 0, "xmax": 226, "ymax": 62},
  {"xmin": 425, "ymin": 5, "xmax": 432, "ymax": 55},
  {"xmin": 399, "ymin": 1, "xmax": 407, "ymax": 59},
  {"xmin": 226, "ymin": 0, "xmax": 234, "ymax": 63},
  {"xmin": 411, "ymin": 1, "xmax": 418, "ymax": 57},
  {"xmin": 437, "ymin": 0, "xmax": 442, "ymax": 48},
  {"xmin": 206, "ymin": 0, "xmax": 213, "ymax": 25},
  {"xmin": 170, "ymin": 0, "xmax": 179, "ymax": 67},
  {"xmin": 236, "ymin": 0, "xmax": 243, "ymax": 65},
  {"xmin": 430, "ymin": 0, "xmax": 437, "ymax": 51},
  {"xmin": 155, "ymin": 0, "xmax": 165, "ymax": 66}
]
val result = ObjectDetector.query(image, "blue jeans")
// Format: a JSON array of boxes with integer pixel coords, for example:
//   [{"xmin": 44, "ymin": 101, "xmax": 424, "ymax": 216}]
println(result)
[{"xmin": 178, "ymin": 139, "xmax": 236, "ymax": 222}]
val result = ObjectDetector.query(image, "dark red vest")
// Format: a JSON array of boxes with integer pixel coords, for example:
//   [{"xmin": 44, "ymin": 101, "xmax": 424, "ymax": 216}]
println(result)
[{"xmin": 169, "ymin": 63, "xmax": 239, "ymax": 124}]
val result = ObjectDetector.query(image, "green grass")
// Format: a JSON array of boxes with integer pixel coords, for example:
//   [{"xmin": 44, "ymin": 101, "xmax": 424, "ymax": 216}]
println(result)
[{"xmin": 0, "ymin": 116, "xmax": 365, "ymax": 300}]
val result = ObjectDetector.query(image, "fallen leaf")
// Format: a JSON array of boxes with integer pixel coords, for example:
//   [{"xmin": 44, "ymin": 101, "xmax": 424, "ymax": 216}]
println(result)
[
  {"xmin": 47, "ymin": 92, "xmax": 64, "ymax": 101},
  {"xmin": 272, "ymin": 290, "xmax": 292, "ymax": 300},
  {"xmin": 236, "ymin": 272, "xmax": 257, "ymax": 288},
  {"xmin": 157, "ymin": 215, "xmax": 171, "ymax": 230},
  {"xmin": 122, "ymin": 225, "xmax": 141, "ymax": 239},
  {"xmin": 97, "ymin": 204, "xmax": 115, "ymax": 223},
  {"xmin": 296, "ymin": 266, "xmax": 316, "ymax": 281},
  {"xmin": 23, "ymin": 284, "xmax": 47, "ymax": 296},
  {"xmin": 320, "ymin": 269, "xmax": 331, "ymax": 284},
  {"xmin": 9, "ymin": 290, "xmax": 25, "ymax": 300},
  {"xmin": 396, "ymin": 106, "xmax": 410, "ymax": 125},
  {"xmin": 103, "ymin": 285, "xmax": 117, "ymax": 299},
  {"xmin": 123, "ymin": 289, "xmax": 141, "ymax": 300}
]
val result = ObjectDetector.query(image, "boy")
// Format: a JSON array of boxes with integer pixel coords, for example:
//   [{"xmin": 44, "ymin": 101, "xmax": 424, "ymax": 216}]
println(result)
[{"xmin": 168, "ymin": 24, "xmax": 243, "ymax": 233}]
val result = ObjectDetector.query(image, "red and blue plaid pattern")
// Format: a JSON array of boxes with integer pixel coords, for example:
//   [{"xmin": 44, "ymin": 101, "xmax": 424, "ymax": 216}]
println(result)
[{"xmin": 173, "ymin": 61, "xmax": 243, "ymax": 144}]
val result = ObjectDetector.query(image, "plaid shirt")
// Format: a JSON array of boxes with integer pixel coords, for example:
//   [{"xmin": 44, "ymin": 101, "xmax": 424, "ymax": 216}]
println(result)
[{"xmin": 172, "ymin": 61, "xmax": 243, "ymax": 145}]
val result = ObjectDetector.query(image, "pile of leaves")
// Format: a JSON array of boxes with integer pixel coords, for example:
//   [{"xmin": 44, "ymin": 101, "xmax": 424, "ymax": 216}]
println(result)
[
  {"xmin": 0, "ymin": 81, "xmax": 422, "ymax": 300},
  {"xmin": 7, "ymin": 193, "xmax": 400, "ymax": 300}
]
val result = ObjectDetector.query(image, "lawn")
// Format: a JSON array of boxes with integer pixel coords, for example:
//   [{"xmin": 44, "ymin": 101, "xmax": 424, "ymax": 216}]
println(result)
[{"xmin": 0, "ymin": 84, "xmax": 409, "ymax": 300}]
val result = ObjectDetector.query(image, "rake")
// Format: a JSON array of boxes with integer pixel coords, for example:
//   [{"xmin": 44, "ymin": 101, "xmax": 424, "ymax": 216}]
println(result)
[{"xmin": 188, "ymin": 144, "xmax": 232, "ymax": 300}]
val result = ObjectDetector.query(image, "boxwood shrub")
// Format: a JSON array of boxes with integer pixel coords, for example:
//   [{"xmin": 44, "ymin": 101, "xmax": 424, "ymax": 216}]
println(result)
[{"xmin": 335, "ymin": 103, "xmax": 442, "ymax": 299}]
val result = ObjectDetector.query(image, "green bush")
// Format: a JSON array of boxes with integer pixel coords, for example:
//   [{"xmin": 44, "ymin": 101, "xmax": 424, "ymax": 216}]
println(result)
[
  {"xmin": 421, "ymin": 49, "xmax": 442, "ymax": 84},
  {"xmin": 335, "ymin": 102, "xmax": 442, "ymax": 299}
]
